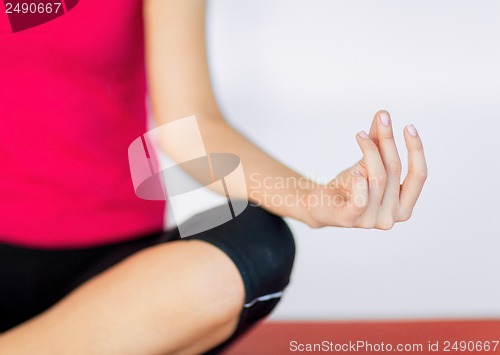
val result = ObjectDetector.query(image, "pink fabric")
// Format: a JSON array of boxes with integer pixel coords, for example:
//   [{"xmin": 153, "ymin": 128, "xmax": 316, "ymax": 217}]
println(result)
[{"xmin": 0, "ymin": 1, "xmax": 165, "ymax": 248}]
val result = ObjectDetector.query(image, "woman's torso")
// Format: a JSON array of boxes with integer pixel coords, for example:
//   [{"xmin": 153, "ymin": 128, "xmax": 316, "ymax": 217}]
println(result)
[{"xmin": 0, "ymin": 0, "xmax": 165, "ymax": 248}]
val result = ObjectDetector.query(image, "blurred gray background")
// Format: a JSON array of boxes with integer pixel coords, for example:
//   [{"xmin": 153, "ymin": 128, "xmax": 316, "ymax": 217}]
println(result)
[{"xmin": 163, "ymin": 0, "xmax": 500, "ymax": 320}]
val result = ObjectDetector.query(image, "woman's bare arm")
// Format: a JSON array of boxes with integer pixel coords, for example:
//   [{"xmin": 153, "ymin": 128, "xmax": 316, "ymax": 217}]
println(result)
[{"xmin": 144, "ymin": 0, "xmax": 427, "ymax": 230}]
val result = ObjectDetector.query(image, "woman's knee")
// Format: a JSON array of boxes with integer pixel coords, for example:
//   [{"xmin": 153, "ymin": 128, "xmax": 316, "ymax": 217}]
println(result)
[
  {"xmin": 184, "ymin": 203, "xmax": 296, "ymax": 306},
  {"xmin": 242, "ymin": 204, "xmax": 296, "ymax": 296},
  {"xmin": 193, "ymin": 204, "xmax": 296, "ymax": 353}
]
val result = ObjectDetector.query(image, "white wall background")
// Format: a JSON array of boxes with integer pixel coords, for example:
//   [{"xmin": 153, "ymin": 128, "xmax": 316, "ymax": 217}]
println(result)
[{"xmin": 169, "ymin": 0, "xmax": 500, "ymax": 320}]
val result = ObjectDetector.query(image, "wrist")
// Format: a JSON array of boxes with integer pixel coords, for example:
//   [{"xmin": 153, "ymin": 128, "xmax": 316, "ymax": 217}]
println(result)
[{"xmin": 296, "ymin": 186, "xmax": 326, "ymax": 228}]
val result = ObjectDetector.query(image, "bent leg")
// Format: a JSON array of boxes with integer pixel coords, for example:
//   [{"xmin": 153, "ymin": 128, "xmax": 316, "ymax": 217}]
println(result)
[
  {"xmin": 0, "ymin": 240, "xmax": 245, "ymax": 355},
  {"xmin": 0, "ymin": 204, "xmax": 295, "ymax": 354},
  {"xmin": 182, "ymin": 203, "xmax": 296, "ymax": 354}
]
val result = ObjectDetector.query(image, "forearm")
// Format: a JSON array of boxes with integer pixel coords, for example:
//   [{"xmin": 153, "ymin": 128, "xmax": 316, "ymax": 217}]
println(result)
[
  {"xmin": 202, "ymin": 118, "xmax": 318, "ymax": 225},
  {"xmin": 158, "ymin": 113, "xmax": 318, "ymax": 226}
]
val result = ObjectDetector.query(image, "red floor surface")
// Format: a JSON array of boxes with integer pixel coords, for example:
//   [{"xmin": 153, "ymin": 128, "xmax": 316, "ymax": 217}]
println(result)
[{"xmin": 224, "ymin": 320, "xmax": 500, "ymax": 354}]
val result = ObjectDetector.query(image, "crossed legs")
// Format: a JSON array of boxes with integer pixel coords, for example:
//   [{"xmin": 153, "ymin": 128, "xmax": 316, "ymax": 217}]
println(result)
[{"xmin": 0, "ymin": 205, "xmax": 295, "ymax": 354}]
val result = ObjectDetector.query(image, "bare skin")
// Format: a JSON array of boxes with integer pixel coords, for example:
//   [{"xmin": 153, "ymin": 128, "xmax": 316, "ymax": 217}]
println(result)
[{"xmin": 0, "ymin": 0, "xmax": 427, "ymax": 354}]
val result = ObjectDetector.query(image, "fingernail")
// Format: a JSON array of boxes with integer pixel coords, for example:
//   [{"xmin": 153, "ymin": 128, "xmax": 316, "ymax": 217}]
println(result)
[
  {"xmin": 380, "ymin": 112, "xmax": 391, "ymax": 126},
  {"xmin": 357, "ymin": 131, "xmax": 369, "ymax": 139},
  {"xmin": 407, "ymin": 124, "xmax": 418, "ymax": 136}
]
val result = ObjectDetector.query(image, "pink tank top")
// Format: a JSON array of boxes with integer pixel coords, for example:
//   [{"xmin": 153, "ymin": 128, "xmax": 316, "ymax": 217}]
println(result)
[{"xmin": 0, "ymin": 1, "xmax": 165, "ymax": 248}]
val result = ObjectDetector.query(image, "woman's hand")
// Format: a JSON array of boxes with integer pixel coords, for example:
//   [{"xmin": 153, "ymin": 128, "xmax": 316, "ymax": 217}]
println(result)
[{"xmin": 307, "ymin": 111, "xmax": 427, "ymax": 230}]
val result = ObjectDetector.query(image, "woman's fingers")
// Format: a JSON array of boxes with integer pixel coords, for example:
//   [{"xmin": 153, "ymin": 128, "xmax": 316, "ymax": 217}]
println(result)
[
  {"xmin": 320, "ymin": 112, "xmax": 426, "ymax": 230},
  {"xmin": 368, "ymin": 112, "xmax": 380, "ymax": 147},
  {"xmin": 373, "ymin": 111, "xmax": 403, "ymax": 228},
  {"xmin": 398, "ymin": 125, "xmax": 427, "ymax": 221},
  {"xmin": 354, "ymin": 131, "xmax": 386, "ymax": 227}
]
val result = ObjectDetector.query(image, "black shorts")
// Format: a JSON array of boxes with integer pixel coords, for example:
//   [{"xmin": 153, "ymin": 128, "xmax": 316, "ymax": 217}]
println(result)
[{"xmin": 0, "ymin": 204, "xmax": 295, "ymax": 353}]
